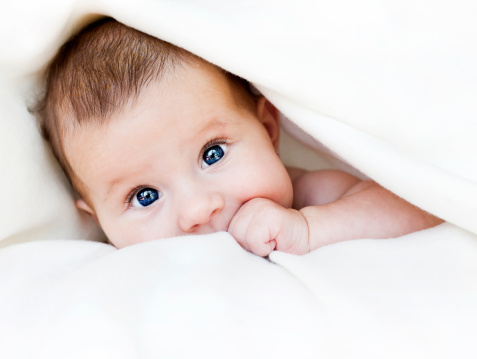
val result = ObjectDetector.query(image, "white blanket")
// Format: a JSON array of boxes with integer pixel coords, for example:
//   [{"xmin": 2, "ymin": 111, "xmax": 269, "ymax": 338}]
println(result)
[{"xmin": 1, "ymin": 0, "xmax": 477, "ymax": 358}]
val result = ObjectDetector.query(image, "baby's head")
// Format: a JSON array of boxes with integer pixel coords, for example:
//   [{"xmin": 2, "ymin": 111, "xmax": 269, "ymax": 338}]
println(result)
[{"xmin": 34, "ymin": 17, "xmax": 293, "ymax": 248}]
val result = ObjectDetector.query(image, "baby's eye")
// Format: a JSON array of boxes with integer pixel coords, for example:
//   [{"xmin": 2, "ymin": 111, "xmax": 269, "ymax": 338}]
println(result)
[
  {"xmin": 131, "ymin": 188, "xmax": 161, "ymax": 207},
  {"xmin": 202, "ymin": 144, "xmax": 227, "ymax": 167}
]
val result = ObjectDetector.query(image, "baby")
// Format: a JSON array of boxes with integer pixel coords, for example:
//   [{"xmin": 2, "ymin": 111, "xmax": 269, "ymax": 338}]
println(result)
[{"xmin": 33, "ymin": 18, "xmax": 442, "ymax": 256}]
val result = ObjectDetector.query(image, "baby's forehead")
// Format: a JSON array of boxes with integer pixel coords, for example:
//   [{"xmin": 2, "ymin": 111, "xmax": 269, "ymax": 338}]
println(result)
[{"xmin": 64, "ymin": 60, "xmax": 251, "ymax": 152}]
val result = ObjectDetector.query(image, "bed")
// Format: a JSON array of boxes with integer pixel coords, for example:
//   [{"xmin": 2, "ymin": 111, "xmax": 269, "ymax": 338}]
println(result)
[{"xmin": 1, "ymin": 0, "xmax": 477, "ymax": 358}]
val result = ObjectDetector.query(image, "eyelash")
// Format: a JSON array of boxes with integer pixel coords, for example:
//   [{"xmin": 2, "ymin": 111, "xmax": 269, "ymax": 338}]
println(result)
[
  {"xmin": 125, "ymin": 185, "xmax": 147, "ymax": 206},
  {"xmin": 200, "ymin": 138, "xmax": 227, "ymax": 158}
]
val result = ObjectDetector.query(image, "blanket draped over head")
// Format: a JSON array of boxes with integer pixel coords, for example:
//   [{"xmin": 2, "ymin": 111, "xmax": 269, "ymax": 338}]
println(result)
[{"xmin": 1, "ymin": 1, "xmax": 476, "ymax": 358}]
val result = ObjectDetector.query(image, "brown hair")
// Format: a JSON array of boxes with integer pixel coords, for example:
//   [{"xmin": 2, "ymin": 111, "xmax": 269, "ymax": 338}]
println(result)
[
  {"xmin": 31, "ymin": 18, "xmax": 196, "ymax": 194},
  {"xmin": 32, "ymin": 17, "xmax": 254, "ymax": 197}
]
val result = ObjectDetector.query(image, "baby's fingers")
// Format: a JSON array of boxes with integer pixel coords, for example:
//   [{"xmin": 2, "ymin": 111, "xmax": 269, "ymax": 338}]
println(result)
[
  {"xmin": 227, "ymin": 208, "xmax": 249, "ymax": 249},
  {"xmin": 244, "ymin": 220, "xmax": 276, "ymax": 257},
  {"xmin": 228, "ymin": 204, "xmax": 276, "ymax": 257}
]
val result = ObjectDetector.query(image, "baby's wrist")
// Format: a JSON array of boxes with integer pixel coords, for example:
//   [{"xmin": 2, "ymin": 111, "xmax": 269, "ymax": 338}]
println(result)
[
  {"xmin": 296, "ymin": 209, "xmax": 311, "ymax": 254},
  {"xmin": 277, "ymin": 208, "xmax": 310, "ymax": 255}
]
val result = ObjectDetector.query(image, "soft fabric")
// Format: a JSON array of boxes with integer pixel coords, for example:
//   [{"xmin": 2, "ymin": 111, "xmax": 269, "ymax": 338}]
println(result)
[
  {"xmin": 1, "ymin": 0, "xmax": 477, "ymax": 358},
  {"xmin": 1, "ymin": 227, "xmax": 476, "ymax": 358}
]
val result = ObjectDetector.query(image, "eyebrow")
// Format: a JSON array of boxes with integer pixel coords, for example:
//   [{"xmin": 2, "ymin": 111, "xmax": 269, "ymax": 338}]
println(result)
[{"xmin": 198, "ymin": 119, "xmax": 229, "ymax": 134}]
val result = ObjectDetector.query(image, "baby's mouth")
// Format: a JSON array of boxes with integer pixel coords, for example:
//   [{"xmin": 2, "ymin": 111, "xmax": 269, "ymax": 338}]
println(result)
[
  {"xmin": 224, "ymin": 205, "xmax": 243, "ymax": 234},
  {"xmin": 213, "ymin": 206, "xmax": 239, "ymax": 235}
]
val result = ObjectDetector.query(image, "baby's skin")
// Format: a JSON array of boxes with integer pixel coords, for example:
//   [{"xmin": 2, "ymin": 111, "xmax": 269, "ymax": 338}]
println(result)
[
  {"xmin": 229, "ymin": 168, "xmax": 440, "ymax": 256},
  {"xmin": 68, "ymin": 59, "xmax": 442, "ymax": 255}
]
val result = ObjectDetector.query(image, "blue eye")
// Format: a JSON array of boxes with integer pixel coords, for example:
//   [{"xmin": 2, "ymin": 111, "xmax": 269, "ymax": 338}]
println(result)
[
  {"xmin": 132, "ymin": 188, "xmax": 160, "ymax": 207},
  {"xmin": 202, "ymin": 145, "xmax": 225, "ymax": 166}
]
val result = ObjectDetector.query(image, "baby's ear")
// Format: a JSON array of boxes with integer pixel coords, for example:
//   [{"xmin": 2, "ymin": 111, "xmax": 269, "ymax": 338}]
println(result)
[
  {"xmin": 256, "ymin": 96, "xmax": 280, "ymax": 150},
  {"xmin": 75, "ymin": 198, "xmax": 99, "ymax": 225}
]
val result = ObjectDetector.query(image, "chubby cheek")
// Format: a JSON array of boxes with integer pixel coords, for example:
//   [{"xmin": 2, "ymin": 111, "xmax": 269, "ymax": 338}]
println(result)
[
  {"xmin": 98, "ymin": 213, "xmax": 166, "ymax": 249},
  {"xmin": 231, "ymin": 154, "xmax": 293, "ymax": 209},
  {"xmin": 263, "ymin": 166, "xmax": 294, "ymax": 208},
  {"xmin": 100, "ymin": 222, "xmax": 134, "ymax": 249}
]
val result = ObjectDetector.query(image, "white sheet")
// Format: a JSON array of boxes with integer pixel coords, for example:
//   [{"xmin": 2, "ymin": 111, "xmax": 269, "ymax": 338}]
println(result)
[
  {"xmin": 2, "ymin": 225, "xmax": 476, "ymax": 358},
  {"xmin": 1, "ymin": 0, "xmax": 477, "ymax": 358}
]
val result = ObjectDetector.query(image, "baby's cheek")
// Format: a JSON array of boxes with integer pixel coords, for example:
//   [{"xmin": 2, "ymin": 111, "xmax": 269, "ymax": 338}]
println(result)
[
  {"xmin": 99, "ymin": 215, "xmax": 144, "ymax": 248},
  {"xmin": 257, "ymin": 166, "xmax": 293, "ymax": 208},
  {"xmin": 277, "ymin": 177, "xmax": 294, "ymax": 208},
  {"xmin": 101, "ymin": 224, "xmax": 129, "ymax": 248},
  {"xmin": 268, "ymin": 164, "xmax": 294, "ymax": 206}
]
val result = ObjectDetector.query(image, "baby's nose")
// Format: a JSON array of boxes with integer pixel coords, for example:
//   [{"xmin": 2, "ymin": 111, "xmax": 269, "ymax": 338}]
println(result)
[{"xmin": 178, "ymin": 192, "xmax": 225, "ymax": 233}]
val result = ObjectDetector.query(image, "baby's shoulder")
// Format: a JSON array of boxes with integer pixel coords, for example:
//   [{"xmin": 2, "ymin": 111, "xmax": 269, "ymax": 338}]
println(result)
[
  {"xmin": 287, "ymin": 167, "xmax": 355, "ymax": 186},
  {"xmin": 286, "ymin": 167, "xmax": 308, "ymax": 183},
  {"xmin": 287, "ymin": 167, "xmax": 361, "ymax": 208}
]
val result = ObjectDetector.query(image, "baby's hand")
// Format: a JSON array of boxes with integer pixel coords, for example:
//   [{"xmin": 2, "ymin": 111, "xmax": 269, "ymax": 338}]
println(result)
[{"xmin": 228, "ymin": 198, "xmax": 309, "ymax": 257}]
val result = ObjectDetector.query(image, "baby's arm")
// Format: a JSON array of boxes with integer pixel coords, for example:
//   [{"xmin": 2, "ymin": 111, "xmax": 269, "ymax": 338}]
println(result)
[
  {"xmin": 229, "ymin": 168, "xmax": 443, "ymax": 256},
  {"xmin": 292, "ymin": 169, "xmax": 443, "ymax": 251}
]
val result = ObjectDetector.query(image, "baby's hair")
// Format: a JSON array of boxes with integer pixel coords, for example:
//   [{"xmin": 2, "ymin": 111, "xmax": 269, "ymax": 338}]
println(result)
[{"xmin": 31, "ymin": 17, "xmax": 253, "ymax": 197}]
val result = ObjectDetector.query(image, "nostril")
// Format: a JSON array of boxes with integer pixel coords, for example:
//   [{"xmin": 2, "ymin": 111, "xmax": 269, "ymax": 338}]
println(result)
[
  {"xmin": 188, "ymin": 224, "xmax": 199, "ymax": 233},
  {"xmin": 179, "ymin": 194, "xmax": 224, "ymax": 233},
  {"xmin": 180, "ymin": 220, "xmax": 199, "ymax": 233}
]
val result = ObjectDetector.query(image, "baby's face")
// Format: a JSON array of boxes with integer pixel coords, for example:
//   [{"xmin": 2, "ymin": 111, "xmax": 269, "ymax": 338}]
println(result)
[{"xmin": 66, "ymin": 62, "xmax": 293, "ymax": 248}]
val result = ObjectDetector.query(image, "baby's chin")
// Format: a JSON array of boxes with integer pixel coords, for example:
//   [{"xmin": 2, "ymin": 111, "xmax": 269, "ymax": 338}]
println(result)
[{"xmin": 108, "ymin": 226, "xmax": 232, "ymax": 249}]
